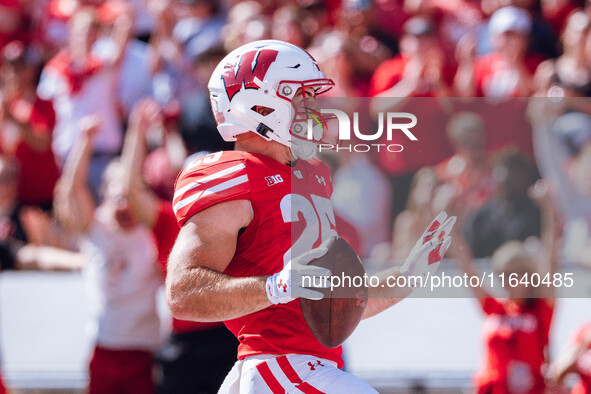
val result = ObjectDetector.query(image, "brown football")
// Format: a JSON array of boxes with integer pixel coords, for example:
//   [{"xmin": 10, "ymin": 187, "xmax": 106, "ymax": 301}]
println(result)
[{"xmin": 300, "ymin": 236, "xmax": 368, "ymax": 348}]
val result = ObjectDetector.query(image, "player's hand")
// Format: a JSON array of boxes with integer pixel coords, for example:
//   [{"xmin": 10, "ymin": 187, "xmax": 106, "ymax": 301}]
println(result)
[
  {"xmin": 266, "ymin": 247, "xmax": 332, "ymax": 305},
  {"xmin": 399, "ymin": 211, "xmax": 456, "ymax": 285}
]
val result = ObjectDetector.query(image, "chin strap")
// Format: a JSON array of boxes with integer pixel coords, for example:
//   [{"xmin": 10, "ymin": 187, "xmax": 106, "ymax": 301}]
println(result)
[
  {"xmin": 256, "ymin": 123, "xmax": 274, "ymax": 138},
  {"xmin": 225, "ymin": 109, "xmax": 293, "ymax": 148}
]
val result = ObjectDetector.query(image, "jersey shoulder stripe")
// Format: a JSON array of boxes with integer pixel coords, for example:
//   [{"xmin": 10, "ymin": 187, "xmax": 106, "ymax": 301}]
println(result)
[
  {"xmin": 173, "ymin": 151, "xmax": 252, "ymax": 226},
  {"xmin": 173, "ymin": 162, "xmax": 248, "ymax": 212}
]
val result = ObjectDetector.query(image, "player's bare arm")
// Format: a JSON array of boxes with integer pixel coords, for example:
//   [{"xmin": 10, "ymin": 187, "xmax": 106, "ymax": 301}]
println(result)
[
  {"xmin": 165, "ymin": 199, "xmax": 275, "ymax": 322},
  {"xmin": 361, "ymin": 267, "xmax": 409, "ymax": 320}
]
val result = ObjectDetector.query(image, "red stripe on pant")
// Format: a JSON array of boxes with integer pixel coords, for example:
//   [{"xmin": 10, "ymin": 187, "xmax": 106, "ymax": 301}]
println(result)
[
  {"xmin": 276, "ymin": 355, "xmax": 325, "ymax": 394},
  {"xmin": 256, "ymin": 362, "xmax": 285, "ymax": 394}
]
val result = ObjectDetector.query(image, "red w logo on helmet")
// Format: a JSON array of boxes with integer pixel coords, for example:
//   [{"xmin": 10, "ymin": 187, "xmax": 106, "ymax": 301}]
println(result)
[{"xmin": 221, "ymin": 49, "xmax": 279, "ymax": 101}]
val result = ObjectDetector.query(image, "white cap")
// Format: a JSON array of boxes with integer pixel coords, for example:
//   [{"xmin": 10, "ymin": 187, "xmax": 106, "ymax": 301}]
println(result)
[{"xmin": 489, "ymin": 6, "xmax": 532, "ymax": 36}]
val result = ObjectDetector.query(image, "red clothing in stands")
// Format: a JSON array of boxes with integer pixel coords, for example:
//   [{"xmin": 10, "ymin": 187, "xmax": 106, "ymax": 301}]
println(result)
[
  {"xmin": 14, "ymin": 96, "xmax": 60, "ymax": 205},
  {"xmin": 474, "ymin": 53, "xmax": 545, "ymax": 98},
  {"xmin": 88, "ymin": 346, "xmax": 153, "ymax": 394},
  {"xmin": 475, "ymin": 298, "xmax": 553, "ymax": 394}
]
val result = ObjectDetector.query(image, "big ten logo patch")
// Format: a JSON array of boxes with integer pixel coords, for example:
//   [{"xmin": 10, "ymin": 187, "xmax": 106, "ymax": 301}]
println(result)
[{"xmin": 265, "ymin": 174, "xmax": 284, "ymax": 186}]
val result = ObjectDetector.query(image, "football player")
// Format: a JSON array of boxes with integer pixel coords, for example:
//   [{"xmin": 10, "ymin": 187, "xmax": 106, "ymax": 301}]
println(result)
[{"xmin": 166, "ymin": 40, "xmax": 455, "ymax": 393}]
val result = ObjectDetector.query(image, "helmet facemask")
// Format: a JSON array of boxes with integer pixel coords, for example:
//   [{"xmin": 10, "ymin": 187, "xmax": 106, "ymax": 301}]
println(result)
[{"xmin": 278, "ymin": 80, "xmax": 338, "ymax": 160}]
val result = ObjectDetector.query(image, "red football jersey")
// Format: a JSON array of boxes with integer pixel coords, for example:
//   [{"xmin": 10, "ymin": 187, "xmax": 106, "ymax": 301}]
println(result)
[
  {"xmin": 572, "ymin": 323, "xmax": 591, "ymax": 394},
  {"xmin": 173, "ymin": 151, "xmax": 344, "ymax": 368},
  {"xmin": 475, "ymin": 298, "xmax": 553, "ymax": 394}
]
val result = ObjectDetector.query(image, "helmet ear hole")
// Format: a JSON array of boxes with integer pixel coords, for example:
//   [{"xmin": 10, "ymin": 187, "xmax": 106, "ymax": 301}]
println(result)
[{"xmin": 251, "ymin": 105, "xmax": 275, "ymax": 116}]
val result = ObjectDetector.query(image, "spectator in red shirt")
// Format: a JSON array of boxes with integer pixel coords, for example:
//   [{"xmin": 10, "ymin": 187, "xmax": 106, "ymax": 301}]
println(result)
[
  {"xmin": 452, "ymin": 179, "xmax": 558, "ymax": 394},
  {"xmin": 37, "ymin": 5, "xmax": 131, "ymax": 200},
  {"xmin": 455, "ymin": 6, "xmax": 545, "ymax": 97},
  {"xmin": 549, "ymin": 322, "xmax": 591, "ymax": 393},
  {"xmin": 369, "ymin": 16, "xmax": 454, "ymax": 98},
  {"xmin": 0, "ymin": 41, "xmax": 60, "ymax": 208}
]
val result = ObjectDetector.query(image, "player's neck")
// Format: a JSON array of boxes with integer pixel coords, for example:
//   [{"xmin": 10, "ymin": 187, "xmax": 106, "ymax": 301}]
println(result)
[{"xmin": 235, "ymin": 133, "xmax": 293, "ymax": 166}]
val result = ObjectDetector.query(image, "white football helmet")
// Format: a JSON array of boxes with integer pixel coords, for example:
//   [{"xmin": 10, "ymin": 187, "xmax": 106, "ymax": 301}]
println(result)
[{"xmin": 208, "ymin": 40, "xmax": 334, "ymax": 160}]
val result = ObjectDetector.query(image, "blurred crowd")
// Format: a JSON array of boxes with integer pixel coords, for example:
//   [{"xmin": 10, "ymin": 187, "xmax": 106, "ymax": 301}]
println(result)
[{"xmin": 0, "ymin": 0, "xmax": 591, "ymax": 392}]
